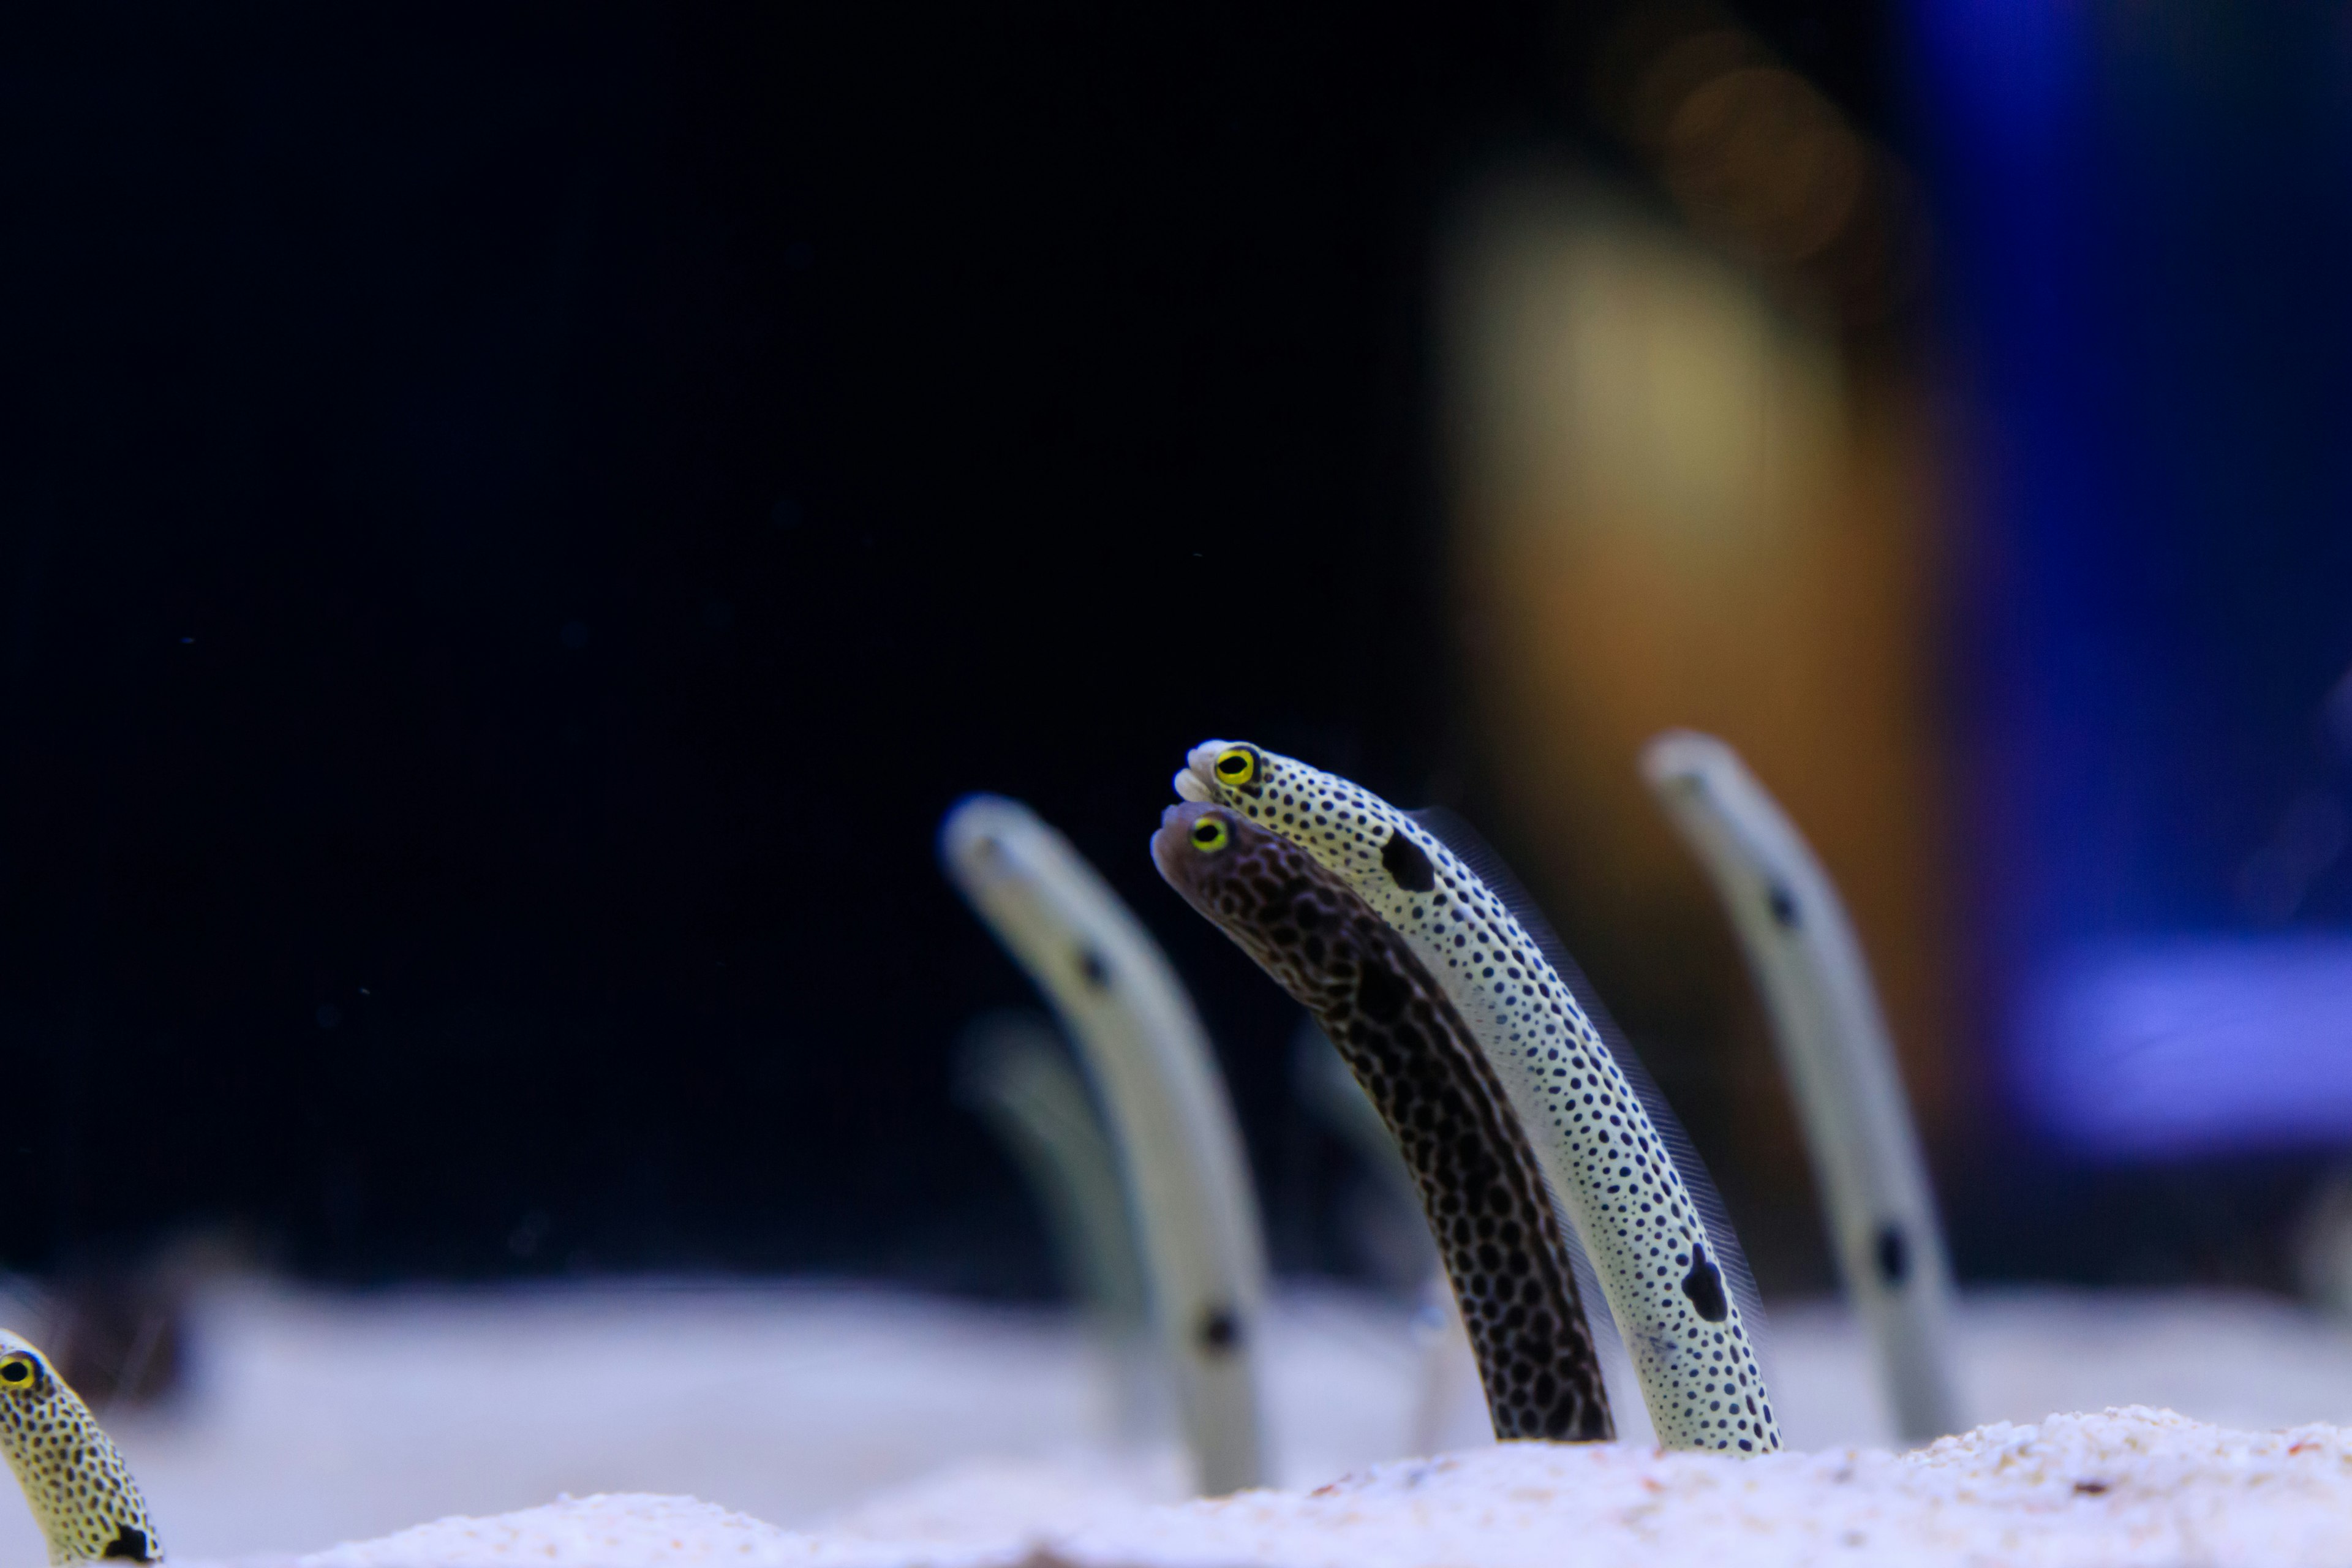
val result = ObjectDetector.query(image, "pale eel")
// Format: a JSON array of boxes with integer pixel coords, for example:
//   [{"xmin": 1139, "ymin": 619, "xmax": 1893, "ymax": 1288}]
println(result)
[
  {"xmin": 952, "ymin": 1012, "xmax": 1155, "ymax": 1436},
  {"xmin": 1172, "ymin": 742, "xmax": 1781, "ymax": 1453},
  {"xmin": 1642, "ymin": 730, "xmax": 1962, "ymax": 1444},
  {"xmin": 0, "ymin": 1329, "xmax": 162, "ymax": 1564},
  {"xmin": 1155, "ymin": 806, "xmax": 1611, "ymax": 1441},
  {"xmin": 940, "ymin": 796, "xmax": 1269, "ymax": 1494}
]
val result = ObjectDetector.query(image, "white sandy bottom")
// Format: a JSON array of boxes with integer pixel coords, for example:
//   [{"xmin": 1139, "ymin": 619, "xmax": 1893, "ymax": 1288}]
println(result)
[
  {"xmin": 292, "ymin": 1408, "xmax": 2352, "ymax": 1568},
  {"xmin": 10, "ymin": 1281, "xmax": 2352, "ymax": 1566}
]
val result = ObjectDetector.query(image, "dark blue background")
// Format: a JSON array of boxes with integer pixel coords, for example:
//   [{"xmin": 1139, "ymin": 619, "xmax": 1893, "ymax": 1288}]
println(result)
[{"xmin": 0, "ymin": 3, "xmax": 1890, "ymax": 1286}]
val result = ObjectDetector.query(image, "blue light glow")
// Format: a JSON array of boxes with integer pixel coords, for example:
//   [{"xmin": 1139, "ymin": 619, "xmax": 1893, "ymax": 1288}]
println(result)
[{"xmin": 2021, "ymin": 937, "xmax": 2352, "ymax": 1159}]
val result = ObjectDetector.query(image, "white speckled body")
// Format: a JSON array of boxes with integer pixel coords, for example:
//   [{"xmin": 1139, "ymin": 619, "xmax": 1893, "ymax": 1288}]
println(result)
[
  {"xmin": 0, "ymin": 1329, "xmax": 162, "ymax": 1564},
  {"xmin": 1178, "ymin": 741, "xmax": 1780, "ymax": 1453}
]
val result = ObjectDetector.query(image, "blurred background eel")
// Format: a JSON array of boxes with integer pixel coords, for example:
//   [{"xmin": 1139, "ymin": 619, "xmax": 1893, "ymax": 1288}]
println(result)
[
  {"xmin": 940, "ymin": 796, "xmax": 1268, "ymax": 1495},
  {"xmin": 1644, "ymin": 729, "xmax": 1962, "ymax": 1444}
]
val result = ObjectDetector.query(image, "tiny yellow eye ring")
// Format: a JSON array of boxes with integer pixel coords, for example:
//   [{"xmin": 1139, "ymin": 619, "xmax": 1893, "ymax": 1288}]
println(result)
[
  {"xmin": 1213, "ymin": 747, "xmax": 1256, "ymax": 786},
  {"xmin": 0, "ymin": 1356, "xmax": 36, "ymax": 1388},
  {"xmin": 1190, "ymin": 817, "xmax": 1230, "ymax": 853}
]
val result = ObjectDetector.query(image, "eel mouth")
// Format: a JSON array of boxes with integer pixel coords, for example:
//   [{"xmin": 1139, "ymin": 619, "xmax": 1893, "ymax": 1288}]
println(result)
[
  {"xmin": 1148, "ymin": 802, "xmax": 1190, "ymax": 882},
  {"xmin": 1171, "ymin": 739, "xmax": 1229, "ymax": 804}
]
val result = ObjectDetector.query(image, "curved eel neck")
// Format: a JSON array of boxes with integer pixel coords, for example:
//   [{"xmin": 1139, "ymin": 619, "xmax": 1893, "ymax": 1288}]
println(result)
[{"xmin": 1158, "ymin": 812, "xmax": 1610, "ymax": 1441}]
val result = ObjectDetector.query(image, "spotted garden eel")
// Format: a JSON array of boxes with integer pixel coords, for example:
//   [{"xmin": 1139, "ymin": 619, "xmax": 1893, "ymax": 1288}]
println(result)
[
  {"xmin": 1172, "ymin": 741, "xmax": 1781, "ymax": 1453},
  {"xmin": 1155, "ymin": 808, "xmax": 1611, "ymax": 1441},
  {"xmin": 940, "ymin": 796, "xmax": 1268, "ymax": 1494},
  {"xmin": 1642, "ymin": 730, "xmax": 1962, "ymax": 1444},
  {"xmin": 0, "ymin": 1329, "xmax": 162, "ymax": 1564}
]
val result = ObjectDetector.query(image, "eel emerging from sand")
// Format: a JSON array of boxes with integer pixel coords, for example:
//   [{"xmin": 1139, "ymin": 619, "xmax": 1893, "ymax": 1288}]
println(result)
[
  {"xmin": 941, "ymin": 795, "xmax": 1270, "ymax": 1495},
  {"xmin": 1165, "ymin": 742, "xmax": 1781, "ymax": 1454},
  {"xmin": 1642, "ymin": 730, "xmax": 1962, "ymax": 1444},
  {"xmin": 1155, "ymin": 807, "xmax": 1611, "ymax": 1441},
  {"xmin": 0, "ymin": 1329, "xmax": 162, "ymax": 1564}
]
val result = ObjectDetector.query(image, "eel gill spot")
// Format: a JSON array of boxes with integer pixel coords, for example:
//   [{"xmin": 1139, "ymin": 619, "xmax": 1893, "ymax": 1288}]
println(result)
[
  {"xmin": 1681, "ymin": 1243, "xmax": 1729, "ymax": 1322},
  {"xmin": 1197, "ymin": 1306, "xmax": 1243, "ymax": 1354},
  {"xmin": 1766, "ymin": 882, "xmax": 1801, "ymax": 929},
  {"xmin": 1076, "ymin": 948, "xmax": 1110, "ymax": 989},
  {"xmin": 1874, "ymin": 1223, "xmax": 1910, "ymax": 1287},
  {"xmin": 1381, "ymin": 830, "xmax": 1436, "ymax": 892},
  {"xmin": 102, "ymin": 1527, "xmax": 151, "ymax": 1562}
]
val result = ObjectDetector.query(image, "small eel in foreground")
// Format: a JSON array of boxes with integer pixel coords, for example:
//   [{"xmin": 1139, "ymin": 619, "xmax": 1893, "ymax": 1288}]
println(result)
[
  {"xmin": 1155, "ymin": 809, "xmax": 1611, "ymax": 1441},
  {"xmin": 1642, "ymin": 730, "xmax": 1962, "ymax": 1444},
  {"xmin": 0, "ymin": 1329, "xmax": 162, "ymax": 1564},
  {"xmin": 941, "ymin": 796, "xmax": 1269, "ymax": 1494},
  {"xmin": 1170, "ymin": 741, "xmax": 1782, "ymax": 1453}
]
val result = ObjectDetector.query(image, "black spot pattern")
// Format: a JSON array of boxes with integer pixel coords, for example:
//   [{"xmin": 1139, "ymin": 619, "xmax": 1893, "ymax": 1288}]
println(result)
[
  {"xmin": 1188, "ymin": 742, "xmax": 1782, "ymax": 1453},
  {"xmin": 1874, "ymin": 1223, "xmax": 1910, "ymax": 1287},
  {"xmin": 0, "ymin": 1340, "xmax": 162, "ymax": 1564},
  {"xmin": 1681, "ymin": 1243, "xmax": 1728, "ymax": 1321},
  {"xmin": 1380, "ymin": 829, "xmax": 1436, "ymax": 892},
  {"xmin": 1156, "ymin": 809, "xmax": 1611, "ymax": 1442}
]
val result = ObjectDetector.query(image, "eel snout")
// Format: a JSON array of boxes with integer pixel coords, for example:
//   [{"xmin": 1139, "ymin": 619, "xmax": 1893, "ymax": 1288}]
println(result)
[
  {"xmin": 1149, "ymin": 801, "xmax": 1224, "ymax": 889},
  {"xmin": 1171, "ymin": 739, "xmax": 1231, "ymax": 803}
]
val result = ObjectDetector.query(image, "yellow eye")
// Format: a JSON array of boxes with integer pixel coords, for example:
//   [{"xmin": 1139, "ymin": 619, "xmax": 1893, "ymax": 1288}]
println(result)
[
  {"xmin": 1213, "ymin": 747, "xmax": 1256, "ymax": 786},
  {"xmin": 0, "ymin": 1355, "xmax": 38, "ymax": 1390},
  {"xmin": 1190, "ymin": 817, "xmax": 1231, "ymax": 853}
]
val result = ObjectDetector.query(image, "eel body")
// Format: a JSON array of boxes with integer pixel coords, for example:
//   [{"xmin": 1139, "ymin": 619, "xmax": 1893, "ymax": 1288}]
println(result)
[
  {"xmin": 952, "ymin": 1012, "xmax": 1155, "ymax": 1436},
  {"xmin": 954, "ymin": 1012, "xmax": 1149, "ymax": 1336},
  {"xmin": 941, "ymin": 796, "xmax": 1269, "ymax": 1494},
  {"xmin": 1155, "ymin": 804, "xmax": 1611, "ymax": 1441},
  {"xmin": 1642, "ymin": 730, "xmax": 1962, "ymax": 1443},
  {"xmin": 0, "ymin": 1329, "xmax": 161, "ymax": 1564},
  {"xmin": 1173, "ymin": 741, "xmax": 1781, "ymax": 1453}
]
